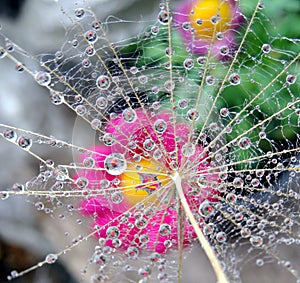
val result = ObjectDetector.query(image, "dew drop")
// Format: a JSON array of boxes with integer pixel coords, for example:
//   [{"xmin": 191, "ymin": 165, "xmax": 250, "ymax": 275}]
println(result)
[
  {"xmin": 187, "ymin": 108, "xmax": 200, "ymax": 121},
  {"xmin": 183, "ymin": 58, "xmax": 194, "ymax": 70},
  {"xmin": 122, "ymin": 108, "xmax": 137, "ymax": 123},
  {"xmin": 96, "ymin": 96, "xmax": 108, "ymax": 109},
  {"xmin": 111, "ymin": 191, "xmax": 123, "ymax": 204},
  {"xmin": 159, "ymin": 224, "xmax": 171, "ymax": 236},
  {"xmin": 286, "ymin": 74, "xmax": 297, "ymax": 85},
  {"xmin": 199, "ymin": 201, "xmax": 214, "ymax": 217},
  {"xmin": 238, "ymin": 137, "xmax": 251, "ymax": 149},
  {"xmin": 96, "ymin": 75, "xmax": 111, "ymax": 90},
  {"xmin": 104, "ymin": 153, "xmax": 127, "ymax": 175},
  {"xmin": 154, "ymin": 119, "xmax": 167, "ymax": 133},
  {"xmin": 216, "ymin": 231, "xmax": 227, "ymax": 243},
  {"xmin": 35, "ymin": 71, "xmax": 51, "ymax": 86},
  {"xmin": 126, "ymin": 246, "xmax": 139, "ymax": 259},
  {"xmin": 228, "ymin": 73, "xmax": 241, "ymax": 85},
  {"xmin": 17, "ymin": 137, "xmax": 32, "ymax": 150},
  {"xmin": 45, "ymin": 253, "xmax": 58, "ymax": 264},
  {"xmin": 261, "ymin": 43, "xmax": 271, "ymax": 53},
  {"xmin": 3, "ymin": 129, "xmax": 17, "ymax": 141},
  {"xmin": 143, "ymin": 139, "xmax": 155, "ymax": 151},
  {"xmin": 85, "ymin": 30, "xmax": 98, "ymax": 43},
  {"xmin": 106, "ymin": 226, "xmax": 120, "ymax": 239},
  {"xmin": 158, "ymin": 10, "xmax": 171, "ymax": 25}
]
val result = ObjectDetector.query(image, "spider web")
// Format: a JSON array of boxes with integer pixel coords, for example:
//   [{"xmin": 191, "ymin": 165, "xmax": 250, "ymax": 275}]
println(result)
[{"xmin": 0, "ymin": 0, "xmax": 299, "ymax": 282}]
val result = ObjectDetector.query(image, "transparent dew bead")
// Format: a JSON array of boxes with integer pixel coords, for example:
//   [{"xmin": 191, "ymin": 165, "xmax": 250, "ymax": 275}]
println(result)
[
  {"xmin": 102, "ymin": 133, "xmax": 115, "ymax": 146},
  {"xmin": 104, "ymin": 153, "xmax": 127, "ymax": 175},
  {"xmin": 139, "ymin": 234, "xmax": 149, "ymax": 245},
  {"xmin": 135, "ymin": 217, "xmax": 148, "ymax": 229},
  {"xmin": 159, "ymin": 224, "xmax": 171, "ymax": 236},
  {"xmin": 106, "ymin": 226, "xmax": 120, "ymax": 239},
  {"xmin": 0, "ymin": 47, "xmax": 7, "ymax": 58},
  {"xmin": 187, "ymin": 108, "xmax": 200, "ymax": 121},
  {"xmin": 96, "ymin": 75, "xmax": 111, "ymax": 90},
  {"xmin": 0, "ymin": 191, "xmax": 9, "ymax": 200},
  {"xmin": 3, "ymin": 129, "xmax": 17, "ymax": 141},
  {"xmin": 50, "ymin": 91, "xmax": 64, "ymax": 105},
  {"xmin": 164, "ymin": 80, "xmax": 175, "ymax": 91},
  {"xmin": 228, "ymin": 73, "xmax": 241, "ymax": 85},
  {"xmin": 126, "ymin": 246, "xmax": 139, "ymax": 259},
  {"xmin": 183, "ymin": 58, "xmax": 194, "ymax": 70},
  {"xmin": 261, "ymin": 43, "xmax": 271, "ymax": 53},
  {"xmin": 286, "ymin": 74, "xmax": 297, "ymax": 85},
  {"xmin": 143, "ymin": 139, "xmax": 155, "ymax": 151},
  {"xmin": 76, "ymin": 177, "xmax": 88, "ymax": 189},
  {"xmin": 238, "ymin": 136, "xmax": 251, "ymax": 149},
  {"xmin": 216, "ymin": 231, "xmax": 227, "ymax": 243},
  {"xmin": 83, "ymin": 157, "xmax": 95, "ymax": 168},
  {"xmin": 96, "ymin": 96, "xmax": 108, "ymax": 109},
  {"xmin": 203, "ymin": 223, "xmax": 214, "ymax": 235},
  {"xmin": 225, "ymin": 193, "xmax": 236, "ymax": 203},
  {"xmin": 85, "ymin": 30, "xmax": 98, "ymax": 43},
  {"xmin": 111, "ymin": 191, "xmax": 123, "ymax": 204},
  {"xmin": 17, "ymin": 137, "xmax": 32, "ymax": 150},
  {"xmin": 199, "ymin": 201, "xmax": 214, "ymax": 217},
  {"xmin": 91, "ymin": 118, "xmax": 101, "ymax": 130},
  {"xmin": 178, "ymin": 99, "xmax": 188, "ymax": 109},
  {"xmin": 74, "ymin": 8, "xmax": 85, "ymax": 18},
  {"xmin": 220, "ymin": 108, "xmax": 229, "ymax": 117},
  {"xmin": 154, "ymin": 119, "xmax": 167, "ymax": 133},
  {"xmin": 197, "ymin": 56, "xmax": 207, "ymax": 65},
  {"xmin": 75, "ymin": 105, "xmax": 86, "ymax": 116},
  {"xmin": 35, "ymin": 201, "xmax": 44, "ymax": 211},
  {"xmin": 240, "ymin": 227, "xmax": 251, "ymax": 238},
  {"xmin": 16, "ymin": 62, "xmax": 25, "ymax": 72},
  {"xmin": 206, "ymin": 75, "xmax": 215, "ymax": 85},
  {"xmin": 138, "ymin": 266, "xmax": 151, "ymax": 277},
  {"xmin": 250, "ymin": 235, "xmax": 263, "ymax": 247},
  {"xmin": 158, "ymin": 10, "xmax": 171, "ymax": 25},
  {"xmin": 220, "ymin": 45, "xmax": 229, "ymax": 55},
  {"xmin": 122, "ymin": 108, "xmax": 137, "ymax": 123},
  {"xmin": 85, "ymin": 46, "xmax": 95, "ymax": 56},
  {"xmin": 151, "ymin": 25, "xmax": 159, "ymax": 35},
  {"xmin": 34, "ymin": 71, "xmax": 51, "ymax": 86},
  {"xmin": 45, "ymin": 253, "xmax": 58, "ymax": 264},
  {"xmin": 153, "ymin": 149, "xmax": 162, "ymax": 160},
  {"xmin": 256, "ymin": 259, "xmax": 264, "ymax": 267}
]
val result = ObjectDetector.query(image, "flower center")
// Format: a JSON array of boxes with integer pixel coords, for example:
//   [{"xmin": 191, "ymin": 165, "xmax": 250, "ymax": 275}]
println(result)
[
  {"xmin": 189, "ymin": 0, "xmax": 231, "ymax": 39},
  {"xmin": 120, "ymin": 159, "xmax": 170, "ymax": 206}
]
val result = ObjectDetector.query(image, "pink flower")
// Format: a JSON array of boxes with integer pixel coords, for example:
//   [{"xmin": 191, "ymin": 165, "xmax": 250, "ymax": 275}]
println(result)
[
  {"xmin": 174, "ymin": 0, "xmax": 243, "ymax": 58},
  {"xmin": 76, "ymin": 108, "xmax": 219, "ymax": 253}
]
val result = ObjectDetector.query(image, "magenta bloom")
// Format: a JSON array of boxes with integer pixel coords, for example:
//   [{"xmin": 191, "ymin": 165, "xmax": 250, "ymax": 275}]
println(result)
[
  {"xmin": 76, "ymin": 108, "xmax": 219, "ymax": 253},
  {"xmin": 174, "ymin": 0, "xmax": 243, "ymax": 57}
]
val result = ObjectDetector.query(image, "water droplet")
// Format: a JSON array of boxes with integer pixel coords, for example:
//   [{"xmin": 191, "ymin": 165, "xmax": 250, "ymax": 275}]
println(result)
[
  {"xmin": 0, "ymin": 47, "xmax": 7, "ymax": 58},
  {"xmin": 96, "ymin": 96, "xmax": 108, "ymax": 109},
  {"xmin": 183, "ymin": 58, "xmax": 194, "ymax": 70},
  {"xmin": 106, "ymin": 226, "xmax": 120, "ymax": 239},
  {"xmin": 159, "ymin": 224, "xmax": 171, "ymax": 236},
  {"xmin": 178, "ymin": 99, "xmax": 188, "ymax": 109},
  {"xmin": 240, "ymin": 227, "xmax": 251, "ymax": 238},
  {"xmin": 85, "ymin": 46, "xmax": 95, "ymax": 56},
  {"xmin": 91, "ymin": 118, "xmax": 101, "ymax": 130},
  {"xmin": 122, "ymin": 108, "xmax": 137, "ymax": 123},
  {"xmin": 154, "ymin": 119, "xmax": 167, "ymax": 133},
  {"xmin": 18, "ymin": 137, "xmax": 32, "ymax": 150},
  {"xmin": 35, "ymin": 71, "xmax": 51, "ymax": 86},
  {"xmin": 126, "ymin": 246, "xmax": 139, "ymax": 259},
  {"xmin": 111, "ymin": 192, "xmax": 123, "ymax": 204},
  {"xmin": 187, "ymin": 109, "xmax": 200, "ymax": 121},
  {"xmin": 199, "ymin": 201, "xmax": 214, "ymax": 217},
  {"xmin": 220, "ymin": 108, "xmax": 229, "ymax": 117},
  {"xmin": 158, "ymin": 10, "xmax": 171, "ymax": 25},
  {"xmin": 238, "ymin": 137, "xmax": 251, "ymax": 149},
  {"xmin": 228, "ymin": 73, "xmax": 241, "ymax": 85},
  {"xmin": 250, "ymin": 235, "xmax": 263, "ymax": 247},
  {"xmin": 104, "ymin": 153, "xmax": 127, "ymax": 175},
  {"xmin": 206, "ymin": 75, "xmax": 215, "ymax": 85},
  {"xmin": 135, "ymin": 217, "xmax": 148, "ymax": 229},
  {"xmin": 75, "ymin": 8, "xmax": 85, "ymax": 18},
  {"xmin": 261, "ymin": 43, "xmax": 271, "ymax": 53},
  {"xmin": 197, "ymin": 56, "xmax": 207, "ymax": 65},
  {"xmin": 164, "ymin": 80, "xmax": 175, "ymax": 91},
  {"xmin": 50, "ymin": 91, "xmax": 64, "ymax": 105},
  {"xmin": 220, "ymin": 45, "xmax": 229, "ymax": 55},
  {"xmin": 96, "ymin": 75, "xmax": 111, "ymax": 90},
  {"xmin": 3, "ymin": 129, "xmax": 17, "ymax": 141},
  {"xmin": 85, "ymin": 30, "xmax": 98, "ymax": 43},
  {"xmin": 286, "ymin": 74, "xmax": 296, "ymax": 85},
  {"xmin": 45, "ymin": 253, "xmax": 58, "ymax": 264},
  {"xmin": 216, "ymin": 231, "xmax": 227, "ymax": 243},
  {"xmin": 102, "ymin": 133, "xmax": 115, "ymax": 146},
  {"xmin": 143, "ymin": 139, "xmax": 155, "ymax": 151}
]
